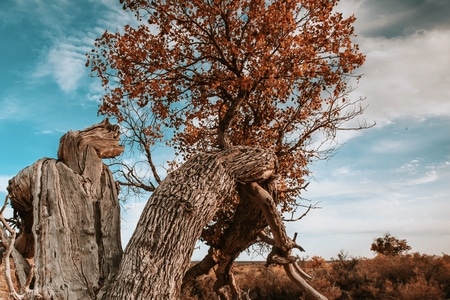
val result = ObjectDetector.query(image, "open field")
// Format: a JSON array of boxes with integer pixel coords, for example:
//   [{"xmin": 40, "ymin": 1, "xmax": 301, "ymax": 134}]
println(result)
[
  {"xmin": 185, "ymin": 254, "xmax": 450, "ymax": 299},
  {"xmin": 2, "ymin": 254, "xmax": 450, "ymax": 299}
]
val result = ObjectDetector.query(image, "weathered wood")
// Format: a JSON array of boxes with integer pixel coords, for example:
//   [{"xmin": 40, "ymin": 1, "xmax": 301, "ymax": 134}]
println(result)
[
  {"xmin": 6, "ymin": 119, "xmax": 124, "ymax": 299},
  {"xmin": 284, "ymin": 263, "xmax": 328, "ymax": 300},
  {"xmin": 102, "ymin": 147, "xmax": 277, "ymax": 299},
  {"xmin": 241, "ymin": 181, "xmax": 328, "ymax": 300},
  {"xmin": 241, "ymin": 182, "xmax": 294, "ymax": 254},
  {"xmin": 0, "ymin": 227, "xmax": 31, "ymax": 289}
]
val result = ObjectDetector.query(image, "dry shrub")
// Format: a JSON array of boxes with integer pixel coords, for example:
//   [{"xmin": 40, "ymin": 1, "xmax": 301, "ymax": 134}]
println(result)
[
  {"xmin": 396, "ymin": 276, "xmax": 443, "ymax": 300},
  {"xmin": 182, "ymin": 253, "xmax": 450, "ymax": 300},
  {"xmin": 182, "ymin": 262, "xmax": 331, "ymax": 299},
  {"xmin": 326, "ymin": 252, "xmax": 450, "ymax": 300},
  {"xmin": 237, "ymin": 264, "xmax": 305, "ymax": 299},
  {"xmin": 3, "ymin": 252, "xmax": 449, "ymax": 299},
  {"xmin": 183, "ymin": 274, "xmax": 216, "ymax": 299}
]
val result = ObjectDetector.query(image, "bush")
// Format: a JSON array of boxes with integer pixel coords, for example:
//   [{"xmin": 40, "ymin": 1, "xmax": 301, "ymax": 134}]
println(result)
[{"xmin": 181, "ymin": 253, "xmax": 450, "ymax": 299}]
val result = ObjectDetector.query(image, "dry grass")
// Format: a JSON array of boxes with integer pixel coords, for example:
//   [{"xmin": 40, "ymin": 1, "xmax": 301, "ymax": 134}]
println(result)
[
  {"xmin": 0, "ymin": 258, "xmax": 19, "ymax": 300},
  {"xmin": 1, "ymin": 254, "xmax": 449, "ymax": 299},
  {"xmin": 182, "ymin": 262, "xmax": 308, "ymax": 300},
  {"xmin": 183, "ymin": 254, "xmax": 450, "ymax": 299}
]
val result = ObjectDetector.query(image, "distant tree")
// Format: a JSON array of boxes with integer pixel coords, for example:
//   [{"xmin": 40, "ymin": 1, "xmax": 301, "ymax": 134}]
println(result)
[{"xmin": 371, "ymin": 232, "xmax": 412, "ymax": 256}]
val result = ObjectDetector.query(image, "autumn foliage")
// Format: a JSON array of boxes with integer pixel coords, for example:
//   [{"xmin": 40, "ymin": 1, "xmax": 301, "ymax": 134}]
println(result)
[
  {"xmin": 371, "ymin": 232, "xmax": 412, "ymax": 256},
  {"xmin": 87, "ymin": 0, "xmax": 365, "ymax": 207}
]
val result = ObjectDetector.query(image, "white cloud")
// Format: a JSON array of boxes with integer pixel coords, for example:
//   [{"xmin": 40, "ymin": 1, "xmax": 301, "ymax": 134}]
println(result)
[
  {"xmin": 336, "ymin": 1, "xmax": 450, "ymax": 125},
  {"xmin": 371, "ymin": 139, "xmax": 410, "ymax": 154},
  {"xmin": 0, "ymin": 96, "xmax": 49, "ymax": 121},
  {"xmin": 333, "ymin": 167, "xmax": 352, "ymax": 175},
  {"xmin": 406, "ymin": 170, "xmax": 438, "ymax": 185},
  {"xmin": 298, "ymin": 127, "xmax": 450, "ymax": 258},
  {"xmin": 24, "ymin": 0, "xmax": 138, "ymax": 94},
  {"xmin": 354, "ymin": 29, "xmax": 450, "ymax": 123},
  {"xmin": 0, "ymin": 97, "xmax": 23, "ymax": 120},
  {"xmin": 297, "ymin": 177, "xmax": 450, "ymax": 257},
  {"xmin": 33, "ymin": 42, "xmax": 88, "ymax": 93}
]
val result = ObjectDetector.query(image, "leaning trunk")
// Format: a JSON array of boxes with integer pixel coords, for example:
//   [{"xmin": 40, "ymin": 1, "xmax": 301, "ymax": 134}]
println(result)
[
  {"xmin": 182, "ymin": 187, "xmax": 269, "ymax": 299},
  {"xmin": 4, "ymin": 121, "xmax": 327, "ymax": 299},
  {"xmin": 102, "ymin": 147, "xmax": 277, "ymax": 299}
]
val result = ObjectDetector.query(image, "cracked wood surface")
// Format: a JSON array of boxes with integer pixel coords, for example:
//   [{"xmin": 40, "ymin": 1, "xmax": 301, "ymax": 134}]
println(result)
[{"xmin": 6, "ymin": 120, "xmax": 123, "ymax": 299}]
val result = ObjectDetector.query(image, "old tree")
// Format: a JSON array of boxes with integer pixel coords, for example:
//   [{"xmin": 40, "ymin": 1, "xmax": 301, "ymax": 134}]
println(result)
[{"xmin": 1, "ymin": 0, "xmax": 367, "ymax": 299}]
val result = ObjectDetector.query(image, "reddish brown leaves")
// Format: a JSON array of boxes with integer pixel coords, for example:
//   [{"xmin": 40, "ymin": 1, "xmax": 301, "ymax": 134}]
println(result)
[{"xmin": 87, "ymin": 0, "xmax": 366, "ymax": 206}]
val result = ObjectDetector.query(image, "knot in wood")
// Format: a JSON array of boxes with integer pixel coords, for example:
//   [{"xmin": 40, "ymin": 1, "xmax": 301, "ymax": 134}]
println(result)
[{"xmin": 216, "ymin": 146, "xmax": 277, "ymax": 183}]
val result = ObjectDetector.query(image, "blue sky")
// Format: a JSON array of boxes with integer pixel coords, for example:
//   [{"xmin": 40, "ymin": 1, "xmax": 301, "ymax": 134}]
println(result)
[{"xmin": 1, "ymin": 0, "xmax": 449, "ymax": 260}]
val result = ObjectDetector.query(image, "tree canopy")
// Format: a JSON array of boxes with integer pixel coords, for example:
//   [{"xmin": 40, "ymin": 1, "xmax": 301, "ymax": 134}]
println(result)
[
  {"xmin": 88, "ymin": 0, "xmax": 365, "ymax": 199},
  {"xmin": 371, "ymin": 232, "xmax": 412, "ymax": 256}
]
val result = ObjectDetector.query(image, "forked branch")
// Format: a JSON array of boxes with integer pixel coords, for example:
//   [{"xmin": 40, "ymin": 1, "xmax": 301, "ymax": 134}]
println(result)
[
  {"xmin": 284, "ymin": 263, "xmax": 327, "ymax": 300},
  {"xmin": 243, "ymin": 182, "xmax": 328, "ymax": 300}
]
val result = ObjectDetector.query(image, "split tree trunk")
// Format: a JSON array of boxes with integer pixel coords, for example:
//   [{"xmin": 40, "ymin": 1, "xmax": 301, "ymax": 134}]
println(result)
[
  {"xmin": 182, "ymin": 184, "xmax": 270, "ymax": 299},
  {"xmin": 6, "ymin": 120, "xmax": 124, "ymax": 299}
]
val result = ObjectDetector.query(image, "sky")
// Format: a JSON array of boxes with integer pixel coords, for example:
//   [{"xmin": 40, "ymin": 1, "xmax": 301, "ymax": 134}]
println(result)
[{"xmin": 0, "ymin": 0, "xmax": 449, "ymax": 261}]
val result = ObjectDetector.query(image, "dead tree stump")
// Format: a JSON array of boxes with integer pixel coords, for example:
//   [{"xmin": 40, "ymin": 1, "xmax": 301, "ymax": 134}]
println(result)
[{"xmin": 6, "ymin": 119, "xmax": 124, "ymax": 299}]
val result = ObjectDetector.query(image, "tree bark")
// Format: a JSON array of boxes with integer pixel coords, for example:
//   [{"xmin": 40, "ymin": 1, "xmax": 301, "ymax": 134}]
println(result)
[
  {"xmin": 182, "ymin": 185, "xmax": 269, "ymax": 299},
  {"xmin": 211, "ymin": 196, "xmax": 267, "ymax": 300},
  {"xmin": 102, "ymin": 147, "xmax": 277, "ymax": 299},
  {"xmin": 6, "ymin": 120, "xmax": 124, "ymax": 299}
]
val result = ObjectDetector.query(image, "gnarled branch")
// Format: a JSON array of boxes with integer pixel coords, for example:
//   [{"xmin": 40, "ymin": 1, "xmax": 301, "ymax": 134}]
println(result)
[{"xmin": 242, "ymin": 182, "xmax": 328, "ymax": 300}]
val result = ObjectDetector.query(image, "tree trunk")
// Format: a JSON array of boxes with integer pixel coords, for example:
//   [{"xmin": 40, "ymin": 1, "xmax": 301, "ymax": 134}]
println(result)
[
  {"xmin": 102, "ymin": 147, "xmax": 277, "ymax": 299},
  {"xmin": 211, "ymin": 199, "xmax": 266, "ymax": 300},
  {"xmin": 6, "ymin": 120, "xmax": 124, "ymax": 299},
  {"xmin": 182, "ymin": 185, "xmax": 269, "ymax": 299}
]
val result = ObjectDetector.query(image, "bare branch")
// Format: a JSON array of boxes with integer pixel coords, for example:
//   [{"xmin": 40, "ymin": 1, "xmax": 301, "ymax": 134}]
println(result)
[
  {"xmin": 0, "ymin": 196, "xmax": 23, "ymax": 299},
  {"xmin": 284, "ymin": 263, "xmax": 328, "ymax": 300},
  {"xmin": 283, "ymin": 202, "xmax": 322, "ymax": 222}
]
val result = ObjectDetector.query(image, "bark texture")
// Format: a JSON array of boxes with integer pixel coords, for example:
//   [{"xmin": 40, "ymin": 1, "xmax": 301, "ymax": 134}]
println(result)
[
  {"xmin": 102, "ymin": 147, "xmax": 277, "ymax": 299},
  {"xmin": 182, "ymin": 186, "xmax": 269, "ymax": 299},
  {"xmin": 6, "ymin": 119, "xmax": 124, "ymax": 299}
]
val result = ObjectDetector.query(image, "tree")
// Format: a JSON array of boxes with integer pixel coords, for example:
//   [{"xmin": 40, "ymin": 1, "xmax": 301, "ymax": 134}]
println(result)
[
  {"xmin": 89, "ymin": 0, "xmax": 366, "ymax": 201},
  {"xmin": 85, "ymin": 0, "xmax": 368, "ymax": 298},
  {"xmin": 371, "ymin": 232, "xmax": 412, "ymax": 256},
  {"xmin": 0, "ymin": 0, "xmax": 367, "ymax": 299},
  {"xmin": 2, "ymin": 122, "xmax": 326, "ymax": 299}
]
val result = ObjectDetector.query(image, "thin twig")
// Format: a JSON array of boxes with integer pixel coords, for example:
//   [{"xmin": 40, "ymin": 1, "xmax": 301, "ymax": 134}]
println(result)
[{"xmin": 283, "ymin": 202, "xmax": 322, "ymax": 222}]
